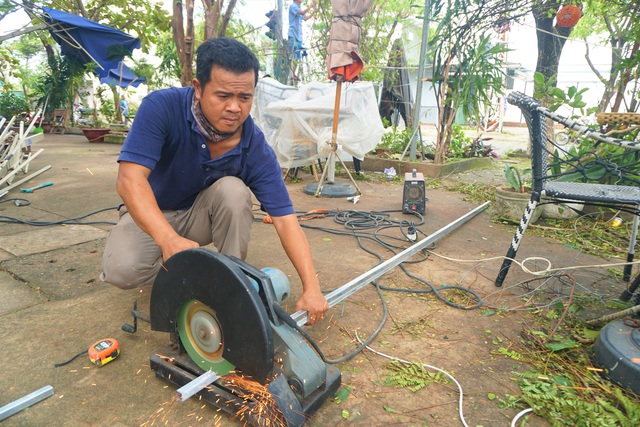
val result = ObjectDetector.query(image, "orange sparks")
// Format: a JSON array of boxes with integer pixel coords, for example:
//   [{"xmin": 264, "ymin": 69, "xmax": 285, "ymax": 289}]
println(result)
[{"xmin": 218, "ymin": 373, "xmax": 287, "ymax": 427}]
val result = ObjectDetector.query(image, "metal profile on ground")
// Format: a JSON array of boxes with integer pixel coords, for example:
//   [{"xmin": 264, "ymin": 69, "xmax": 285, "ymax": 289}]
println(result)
[{"xmin": 292, "ymin": 201, "xmax": 491, "ymax": 326}]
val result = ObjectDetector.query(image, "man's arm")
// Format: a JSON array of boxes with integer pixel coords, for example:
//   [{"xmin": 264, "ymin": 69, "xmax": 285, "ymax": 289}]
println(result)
[
  {"xmin": 116, "ymin": 161, "xmax": 199, "ymax": 261},
  {"xmin": 300, "ymin": 0, "xmax": 318, "ymax": 18},
  {"xmin": 270, "ymin": 214, "xmax": 328, "ymax": 325}
]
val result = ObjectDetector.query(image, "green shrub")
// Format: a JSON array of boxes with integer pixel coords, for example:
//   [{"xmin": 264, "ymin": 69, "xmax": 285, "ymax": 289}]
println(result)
[
  {"xmin": 376, "ymin": 127, "xmax": 413, "ymax": 154},
  {"xmin": 0, "ymin": 91, "xmax": 29, "ymax": 119},
  {"xmin": 447, "ymin": 123, "xmax": 473, "ymax": 158}
]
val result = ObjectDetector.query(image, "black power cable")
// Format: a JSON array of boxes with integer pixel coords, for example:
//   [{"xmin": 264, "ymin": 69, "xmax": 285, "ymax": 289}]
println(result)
[
  {"xmin": 0, "ymin": 204, "xmax": 118, "ymax": 226},
  {"xmin": 262, "ymin": 208, "xmax": 483, "ymax": 363},
  {"xmin": 273, "ymin": 279, "xmax": 389, "ymax": 364},
  {"xmin": 295, "ymin": 209, "xmax": 482, "ymax": 310}
]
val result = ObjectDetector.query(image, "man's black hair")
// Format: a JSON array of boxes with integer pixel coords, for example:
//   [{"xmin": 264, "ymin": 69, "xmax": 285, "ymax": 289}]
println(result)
[{"xmin": 195, "ymin": 37, "xmax": 260, "ymax": 88}]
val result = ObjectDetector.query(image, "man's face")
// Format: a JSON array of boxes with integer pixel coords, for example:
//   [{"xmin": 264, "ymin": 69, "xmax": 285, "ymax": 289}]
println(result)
[{"xmin": 193, "ymin": 66, "xmax": 255, "ymax": 134}]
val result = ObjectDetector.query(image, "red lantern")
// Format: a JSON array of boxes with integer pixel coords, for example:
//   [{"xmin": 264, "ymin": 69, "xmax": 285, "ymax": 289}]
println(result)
[{"xmin": 556, "ymin": 5, "xmax": 582, "ymax": 28}]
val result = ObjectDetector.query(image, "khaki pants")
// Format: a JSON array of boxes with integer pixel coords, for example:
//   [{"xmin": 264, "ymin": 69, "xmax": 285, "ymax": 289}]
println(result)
[{"xmin": 101, "ymin": 176, "xmax": 253, "ymax": 289}]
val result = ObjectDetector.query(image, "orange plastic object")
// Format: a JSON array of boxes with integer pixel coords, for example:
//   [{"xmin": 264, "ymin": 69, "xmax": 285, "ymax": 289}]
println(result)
[
  {"xmin": 556, "ymin": 5, "xmax": 581, "ymax": 28},
  {"xmin": 88, "ymin": 338, "xmax": 120, "ymax": 367}
]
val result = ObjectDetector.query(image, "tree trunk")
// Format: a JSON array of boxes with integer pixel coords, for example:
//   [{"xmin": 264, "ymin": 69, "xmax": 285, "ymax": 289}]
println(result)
[
  {"xmin": 172, "ymin": 0, "xmax": 195, "ymax": 87},
  {"xmin": 434, "ymin": 53, "xmax": 455, "ymax": 164},
  {"xmin": 434, "ymin": 102, "xmax": 456, "ymax": 164},
  {"xmin": 173, "ymin": 0, "xmax": 238, "ymax": 86},
  {"xmin": 596, "ymin": 39, "xmax": 620, "ymax": 112},
  {"xmin": 202, "ymin": 0, "xmax": 238, "ymax": 39},
  {"xmin": 532, "ymin": 1, "xmax": 573, "ymax": 95},
  {"xmin": 610, "ymin": 40, "xmax": 640, "ymax": 112},
  {"xmin": 217, "ymin": 0, "xmax": 238, "ymax": 37},
  {"xmin": 111, "ymin": 86, "xmax": 122, "ymax": 123},
  {"xmin": 202, "ymin": 0, "xmax": 218, "ymax": 40}
]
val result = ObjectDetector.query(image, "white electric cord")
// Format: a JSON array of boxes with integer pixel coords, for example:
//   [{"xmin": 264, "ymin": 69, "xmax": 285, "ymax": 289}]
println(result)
[
  {"xmin": 426, "ymin": 250, "xmax": 640, "ymax": 276},
  {"xmin": 511, "ymin": 408, "xmax": 534, "ymax": 427},
  {"xmin": 355, "ymin": 332, "xmax": 469, "ymax": 427},
  {"xmin": 356, "ymin": 333, "xmax": 537, "ymax": 427}
]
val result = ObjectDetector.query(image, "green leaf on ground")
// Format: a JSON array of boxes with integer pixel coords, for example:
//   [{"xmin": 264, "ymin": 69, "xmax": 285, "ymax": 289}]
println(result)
[
  {"xmin": 545, "ymin": 339, "xmax": 577, "ymax": 351},
  {"xmin": 334, "ymin": 386, "xmax": 351, "ymax": 404}
]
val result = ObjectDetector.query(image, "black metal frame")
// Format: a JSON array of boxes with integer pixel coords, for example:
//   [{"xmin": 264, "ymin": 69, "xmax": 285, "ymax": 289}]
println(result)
[{"xmin": 495, "ymin": 92, "xmax": 640, "ymax": 287}]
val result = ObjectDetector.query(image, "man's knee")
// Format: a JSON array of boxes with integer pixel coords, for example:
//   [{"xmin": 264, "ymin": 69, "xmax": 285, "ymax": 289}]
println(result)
[
  {"xmin": 101, "ymin": 218, "xmax": 162, "ymax": 290},
  {"xmin": 211, "ymin": 177, "xmax": 252, "ymax": 212},
  {"xmin": 101, "ymin": 254, "xmax": 159, "ymax": 290}
]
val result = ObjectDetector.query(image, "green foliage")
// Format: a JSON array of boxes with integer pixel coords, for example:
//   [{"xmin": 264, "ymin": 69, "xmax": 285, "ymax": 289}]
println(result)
[
  {"xmin": 533, "ymin": 72, "xmax": 597, "ymax": 116},
  {"xmin": 497, "ymin": 347, "xmax": 523, "ymax": 360},
  {"xmin": 70, "ymin": 0, "xmax": 171, "ymax": 54},
  {"xmin": 376, "ymin": 127, "xmax": 413, "ymax": 154},
  {"xmin": 152, "ymin": 32, "xmax": 182, "ymax": 89},
  {"xmin": 422, "ymin": 0, "xmax": 529, "ymax": 164},
  {"xmin": 384, "ymin": 360, "xmax": 448, "ymax": 392},
  {"xmin": 333, "ymin": 386, "xmax": 351, "ymax": 404},
  {"xmin": 548, "ymin": 131, "xmax": 640, "ymax": 186},
  {"xmin": 31, "ymin": 53, "xmax": 89, "ymax": 120},
  {"xmin": 569, "ymin": 1, "xmax": 640, "ymax": 111},
  {"xmin": 503, "ymin": 164, "xmax": 530, "ymax": 193},
  {"xmin": 447, "ymin": 123, "xmax": 473, "ymax": 158},
  {"xmin": 505, "ymin": 372, "xmax": 640, "ymax": 427},
  {"xmin": 526, "ymin": 212, "xmax": 638, "ymax": 260},
  {"xmin": 0, "ymin": 91, "xmax": 29, "ymax": 118},
  {"xmin": 95, "ymin": 86, "xmax": 115, "ymax": 125},
  {"xmin": 453, "ymin": 35, "xmax": 510, "ymax": 121},
  {"xmin": 450, "ymin": 182, "xmax": 496, "ymax": 204}
]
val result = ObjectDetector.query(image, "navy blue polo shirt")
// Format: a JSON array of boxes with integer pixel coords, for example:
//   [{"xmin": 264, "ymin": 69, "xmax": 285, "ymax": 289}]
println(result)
[{"xmin": 118, "ymin": 86, "xmax": 294, "ymax": 216}]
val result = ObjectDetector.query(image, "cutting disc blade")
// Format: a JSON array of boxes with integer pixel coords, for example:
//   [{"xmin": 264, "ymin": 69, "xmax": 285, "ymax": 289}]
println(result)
[
  {"xmin": 150, "ymin": 248, "xmax": 274, "ymax": 382},
  {"xmin": 177, "ymin": 299, "xmax": 236, "ymax": 374}
]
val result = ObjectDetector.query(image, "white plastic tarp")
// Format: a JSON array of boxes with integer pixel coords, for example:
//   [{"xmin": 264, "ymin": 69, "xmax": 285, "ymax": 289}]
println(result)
[{"xmin": 252, "ymin": 78, "xmax": 384, "ymax": 169}]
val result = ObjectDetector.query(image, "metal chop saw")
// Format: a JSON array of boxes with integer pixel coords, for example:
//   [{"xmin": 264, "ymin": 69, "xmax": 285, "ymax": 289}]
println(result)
[
  {"xmin": 127, "ymin": 202, "xmax": 489, "ymax": 426},
  {"xmin": 147, "ymin": 248, "xmax": 340, "ymax": 426}
]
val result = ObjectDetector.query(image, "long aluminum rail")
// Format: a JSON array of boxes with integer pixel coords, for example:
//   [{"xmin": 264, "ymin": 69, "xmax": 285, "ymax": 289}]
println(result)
[{"xmin": 292, "ymin": 201, "xmax": 491, "ymax": 326}]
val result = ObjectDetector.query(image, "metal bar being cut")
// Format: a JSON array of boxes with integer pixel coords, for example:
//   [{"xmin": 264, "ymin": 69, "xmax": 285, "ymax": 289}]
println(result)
[
  {"xmin": 176, "ymin": 370, "xmax": 219, "ymax": 402},
  {"xmin": 292, "ymin": 201, "xmax": 491, "ymax": 326}
]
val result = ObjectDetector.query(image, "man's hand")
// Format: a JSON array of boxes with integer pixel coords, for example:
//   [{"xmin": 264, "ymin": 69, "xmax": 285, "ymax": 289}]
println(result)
[
  {"xmin": 295, "ymin": 288, "xmax": 328, "ymax": 325},
  {"xmin": 158, "ymin": 234, "xmax": 200, "ymax": 263}
]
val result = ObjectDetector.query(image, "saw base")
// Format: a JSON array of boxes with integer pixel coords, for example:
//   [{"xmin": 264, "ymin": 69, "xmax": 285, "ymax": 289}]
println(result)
[{"xmin": 150, "ymin": 346, "xmax": 341, "ymax": 427}]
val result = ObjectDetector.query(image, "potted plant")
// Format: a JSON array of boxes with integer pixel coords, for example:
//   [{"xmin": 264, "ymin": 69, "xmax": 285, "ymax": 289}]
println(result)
[
  {"xmin": 80, "ymin": 88, "xmax": 113, "ymax": 143},
  {"xmin": 81, "ymin": 127, "xmax": 111, "ymax": 143},
  {"xmin": 494, "ymin": 164, "xmax": 542, "ymax": 223}
]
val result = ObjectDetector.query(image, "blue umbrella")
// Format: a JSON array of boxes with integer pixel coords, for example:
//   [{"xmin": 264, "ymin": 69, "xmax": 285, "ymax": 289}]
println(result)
[
  {"xmin": 100, "ymin": 61, "xmax": 146, "ymax": 88},
  {"xmin": 42, "ymin": 7, "xmax": 141, "ymax": 78}
]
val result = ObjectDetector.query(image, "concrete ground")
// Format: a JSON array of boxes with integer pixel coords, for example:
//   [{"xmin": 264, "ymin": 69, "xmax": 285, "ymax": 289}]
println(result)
[{"xmin": 0, "ymin": 131, "xmax": 628, "ymax": 426}]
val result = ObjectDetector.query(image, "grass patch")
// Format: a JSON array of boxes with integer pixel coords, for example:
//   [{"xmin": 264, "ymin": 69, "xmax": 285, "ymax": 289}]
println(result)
[
  {"xmin": 515, "ymin": 213, "xmax": 633, "ymax": 261},
  {"xmin": 449, "ymin": 181, "xmax": 496, "ymax": 204},
  {"xmin": 499, "ymin": 321, "xmax": 640, "ymax": 427}
]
